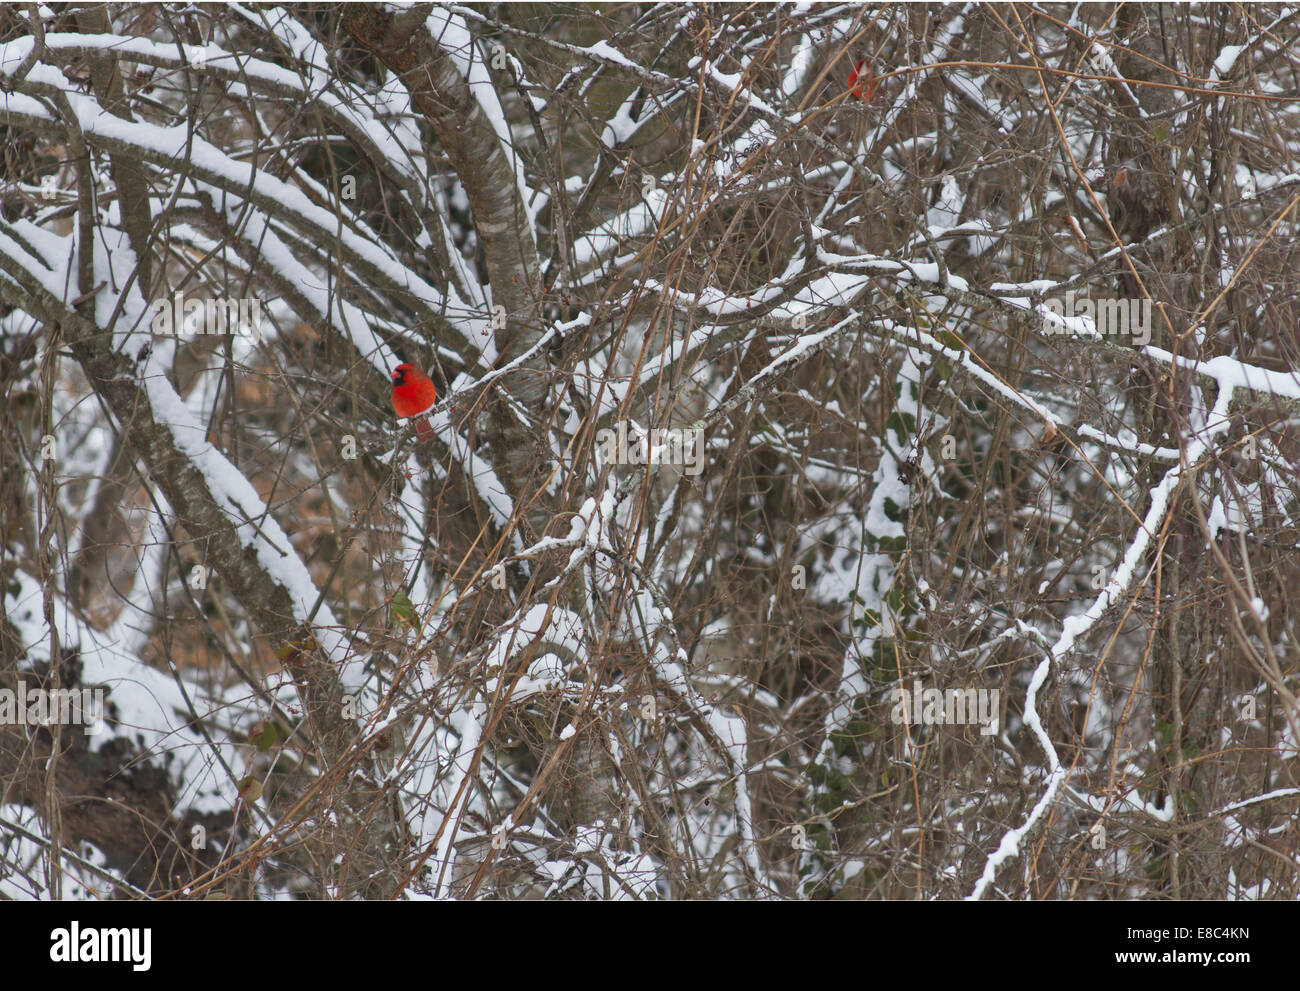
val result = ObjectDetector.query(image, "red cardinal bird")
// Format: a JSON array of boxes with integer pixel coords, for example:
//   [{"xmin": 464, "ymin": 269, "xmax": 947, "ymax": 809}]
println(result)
[
  {"xmin": 848, "ymin": 59, "xmax": 880, "ymax": 103},
  {"xmin": 390, "ymin": 363, "xmax": 437, "ymax": 443}
]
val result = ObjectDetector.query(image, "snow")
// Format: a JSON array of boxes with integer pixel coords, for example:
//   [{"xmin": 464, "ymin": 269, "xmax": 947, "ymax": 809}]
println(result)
[
  {"xmin": 426, "ymin": 7, "xmax": 540, "ymax": 237},
  {"xmin": 781, "ymin": 32, "xmax": 816, "ymax": 100},
  {"xmin": 0, "ymin": 83, "xmax": 471, "ymax": 351},
  {"xmin": 707, "ymin": 705, "xmax": 771, "ymax": 893},
  {"xmin": 1213, "ymin": 44, "xmax": 1245, "ymax": 80},
  {"xmin": 0, "ymin": 221, "xmax": 70, "ymax": 301},
  {"xmin": 688, "ymin": 56, "xmax": 782, "ymax": 120},
  {"xmin": 1216, "ymin": 788, "xmax": 1300, "ymax": 816},
  {"xmin": 137, "ymin": 351, "xmax": 358, "ymax": 678},
  {"xmin": 430, "ymin": 699, "xmax": 486, "ymax": 897},
  {"xmin": 7, "ymin": 564, "xmax": 238, "ymax": 813},
  {"xmin": 483, "ymin": 604, "xmax": 588, "ymax": 686},
  {"xmin": 967, "ymin": 380, "xmax": 1241, "ymax": 898},
  {"xmin": 7, "ymin": 4, "xmax": 1299, "ymax": 903},
  {"xmin": 965, "ymin": 657, "xmax": 1066, "ymax": 900},
  {"xmin": 4, "ymin": 28, "xmax": 428, "ymax": 198}
]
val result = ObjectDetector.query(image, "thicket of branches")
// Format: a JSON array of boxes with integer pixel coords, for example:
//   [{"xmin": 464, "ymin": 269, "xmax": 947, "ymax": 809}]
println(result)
[{"xmin": 1, "ymin": 2, "xmax": 1298, "ymax": 899}]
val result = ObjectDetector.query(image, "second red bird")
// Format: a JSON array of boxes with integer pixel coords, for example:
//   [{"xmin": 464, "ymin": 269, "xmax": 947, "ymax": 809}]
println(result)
[
  {"xmin": 848, "ymin": 60, "xmax": 880, "ymax": 103},
  {"xmin": 391, "ymin": 363, "xmax": 438, "ymax": 443}
]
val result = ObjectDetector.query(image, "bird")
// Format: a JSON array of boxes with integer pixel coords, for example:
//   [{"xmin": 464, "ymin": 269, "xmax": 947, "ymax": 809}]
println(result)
[
  {"xmin": 848, "ymin": 59, "xmax": 880, "ymax": 103},
  {"xmin": 390, "ymin": 363, "xmax": 438, "ymax": 443}
]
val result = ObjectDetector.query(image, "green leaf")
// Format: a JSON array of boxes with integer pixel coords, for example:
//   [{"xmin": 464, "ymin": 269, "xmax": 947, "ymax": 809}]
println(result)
[
  {"xmin": 877, "ymin": 535, "xmax": 908, "ymax": 554},
  {"xmin": 390, "ymin": 590, "xmax": 418, "ymax": 629},
  {"xmin": 237, "ymin": 775, "xmax": 263, "ymax": 803},
  {"xmin": 248, "ymin": 719, "xmax": 280, "ymax": 752},
  {"xmin": 1154, "ymin": 720, "xmax": 1175, "ymax": 750},
  {"xmin": 885, "ymin": 584, "xmax": 906, "ymax": 613},
  {"xmin": 275, "ymin": 637, "xmax": 315, "ymax": 666},
  {"xmin": 854, "ymin": 608, "xmax": 882, "ymax": 630},
  {"xmin": 886, "ymin": 410, "xmax": 916, "ymax": 443}
]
